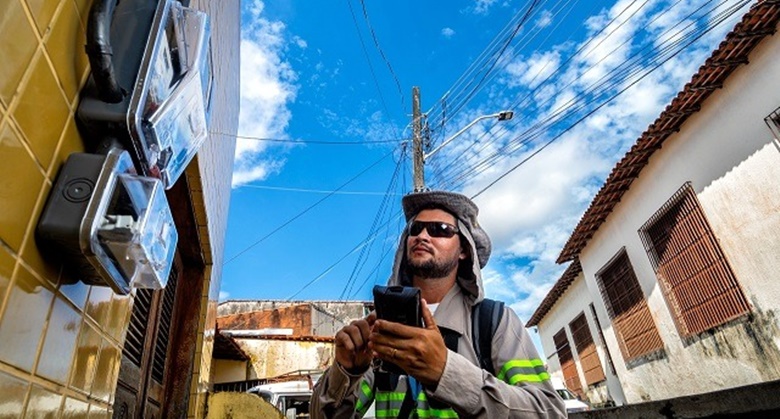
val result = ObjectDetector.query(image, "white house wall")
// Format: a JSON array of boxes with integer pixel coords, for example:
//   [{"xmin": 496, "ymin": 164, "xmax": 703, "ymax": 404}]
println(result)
[
  {"xmin": 537, "ymin": 275, "xmax": 626, "ymax": 405},
  {"xmin": 578, "ymin": 25, "xmax": 780, "ymax": 403}
]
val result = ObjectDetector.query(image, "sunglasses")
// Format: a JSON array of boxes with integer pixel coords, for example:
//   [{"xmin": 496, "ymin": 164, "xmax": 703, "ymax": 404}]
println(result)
[{"xmin": 408, "ymin": 221, "xmax": 460, "ymax": 238}]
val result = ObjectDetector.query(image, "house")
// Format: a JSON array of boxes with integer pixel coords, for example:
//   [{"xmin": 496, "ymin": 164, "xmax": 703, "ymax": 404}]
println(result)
[
  {"xmin": 527, "ymin": 0, "xmax": 780, "ymax": 412},
  {"xmin": 0, "ymin": 0, "xmax": 239, "ymax": 417},
  {"xmin": 213, "ymin": 300, "xmax": 372, "ymax": 385}
]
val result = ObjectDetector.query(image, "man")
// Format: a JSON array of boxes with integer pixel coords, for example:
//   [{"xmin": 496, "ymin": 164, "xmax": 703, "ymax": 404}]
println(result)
[{"xmin": 312, "ymin": 191, "xmax": 566, "ymax": 418}]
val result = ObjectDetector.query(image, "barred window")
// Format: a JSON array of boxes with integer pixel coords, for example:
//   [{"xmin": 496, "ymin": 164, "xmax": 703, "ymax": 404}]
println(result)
[
  {"xmin": 639, "ymin": 183, "xmax": 750, "ymax": 338},
  {"xmin": 553, "ymin": 329, "xmax": 583, "ymax": 398},
  {"xmin": 569, "ymin": 313, "xmax": 606, "ymax": 385},
  {"xmin": 596, "ymin": 250, "xmax": 664, "ymax": 362}
]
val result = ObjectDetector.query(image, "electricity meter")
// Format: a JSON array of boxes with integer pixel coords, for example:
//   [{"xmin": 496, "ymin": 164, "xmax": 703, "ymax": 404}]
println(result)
[
  {"xmin": 77, "ymin": 0, "xmax": 213, "ymax": 189},
  {"xmin": 36, "ymin": 149, "xmax": 178, "ymax": 294}
]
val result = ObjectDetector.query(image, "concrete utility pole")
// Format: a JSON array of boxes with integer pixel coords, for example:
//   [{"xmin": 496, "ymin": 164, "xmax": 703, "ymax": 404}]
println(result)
[{"xmin": 412, "ymin": 86, "xmax": 425, "ymax": 192}]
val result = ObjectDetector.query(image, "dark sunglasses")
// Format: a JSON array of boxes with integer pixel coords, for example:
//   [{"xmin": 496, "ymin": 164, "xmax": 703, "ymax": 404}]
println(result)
[{"xmin": 408, "ymin": 221, "xmax": 460, "ymax": 238}]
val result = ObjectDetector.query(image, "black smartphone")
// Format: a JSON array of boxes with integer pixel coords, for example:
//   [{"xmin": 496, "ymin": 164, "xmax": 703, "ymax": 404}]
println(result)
[
  {"xmin": 372, "ymin": 285, "xmax": 422, "ymax": 327},
  {"xmin": 372, "ymin": 285, "xmax": 422, "ymax": 374}
]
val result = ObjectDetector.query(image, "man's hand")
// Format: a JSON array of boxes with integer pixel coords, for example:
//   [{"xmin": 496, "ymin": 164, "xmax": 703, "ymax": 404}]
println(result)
[
  {"xmin": 335, "ymin": 312, "xmax": 377, "ymax": 374},
  {"xmin": 369, "ymin": 300, "xmax": 447, "ymax": 388}
]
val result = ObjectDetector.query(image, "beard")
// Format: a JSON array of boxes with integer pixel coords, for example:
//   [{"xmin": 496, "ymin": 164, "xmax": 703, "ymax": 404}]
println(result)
[{"xmin": 405, "ymin": 254, "xmax": 460, "ymax": 279}]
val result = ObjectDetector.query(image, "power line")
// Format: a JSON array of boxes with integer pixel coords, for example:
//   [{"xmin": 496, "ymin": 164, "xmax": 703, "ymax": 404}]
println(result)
[
  {"xmin": 435, "ymin": 0, "xmax": 744, "ymax": 192},
  {"xmin": 237, "ymin": 184, "xmax": 403, "ymax": 196},
  {"xmin": 346, "ymin": 0, "xmax": 404, "ymax": 142},
  {"xmin": 340, "ymin": 153, "xmax": 404, "ymax": 299},
  {"xmin": 213, "ymin": 131, "xmax": 405, "ymax": 145},
  {"xmin": 428, "ymin": 0, "xmax": 642, "ymax": 185},
  {"xmin": 224, "ymin": 149, "xmax": 396, "ymax": 266},
  {"xmin": 467, "ymin": 0, "xmax": 750, "ymax": 198},
  {"xmin": 358, "ymin": 0, "xmax": 406, "ymax": 111},
  {"xmin": 424, "ymin": 0, "xmax": 553, "ymax": 137},
  {"xmin": 286, "ymin": 210, "xmax": 405, "ymax": 300}
]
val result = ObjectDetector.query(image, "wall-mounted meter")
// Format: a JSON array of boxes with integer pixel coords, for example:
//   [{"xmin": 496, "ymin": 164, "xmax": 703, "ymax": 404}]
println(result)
[
  {"xmin": 36, "ymin": 149, "xmax": 178, "ymax": 294},
  {"xmin": 78, "ymin": 0, "xmax": 213, "ymax": 189}
]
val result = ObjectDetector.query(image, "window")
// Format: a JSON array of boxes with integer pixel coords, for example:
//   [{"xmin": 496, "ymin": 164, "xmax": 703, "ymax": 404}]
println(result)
[
  {"xmin": 553, "ymin": 329, "xmax": 583, "ymax": 398},
  {"xmin": 596, "ymin": 250, "xmax": 664, "ymax": 362},
  {"xmin": 569, "ymin": 313, "xmax": 606, "ymax": 385},
  {"xmin": 639, "ymin": 183, "xmax": 750, "ymax": 338}
]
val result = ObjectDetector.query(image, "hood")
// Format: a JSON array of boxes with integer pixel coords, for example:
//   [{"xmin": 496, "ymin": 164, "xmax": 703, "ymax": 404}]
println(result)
[{"xmin": 387, "ymin": 191, "xmax": 491, "ymax": 305}]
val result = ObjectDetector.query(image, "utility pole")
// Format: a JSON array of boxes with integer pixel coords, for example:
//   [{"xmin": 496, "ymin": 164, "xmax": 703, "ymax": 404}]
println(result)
[{"xmin": 412, "ymin": 86, "xmax": 425, "ymax": 192}]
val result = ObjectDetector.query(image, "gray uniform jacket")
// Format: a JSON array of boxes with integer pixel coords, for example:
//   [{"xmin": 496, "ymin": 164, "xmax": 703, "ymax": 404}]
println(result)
[
  {"xmin": 311, "ymin": 213, "xmax": 566, "ymax": 418},
  {"xmin": 311, "ymin": 285, "xmax": 566, "ymax": 418}
]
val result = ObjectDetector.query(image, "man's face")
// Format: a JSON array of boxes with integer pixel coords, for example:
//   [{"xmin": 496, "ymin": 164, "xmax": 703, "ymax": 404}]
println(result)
[{"xmin": 405, "ymin": 209, "xmax": 466, "ymax": 279}]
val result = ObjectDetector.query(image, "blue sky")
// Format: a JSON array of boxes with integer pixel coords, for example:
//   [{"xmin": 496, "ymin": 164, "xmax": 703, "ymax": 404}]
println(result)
[{"xmin": 220, "ymin": 0, "xmax": 750, "ymax": 334}]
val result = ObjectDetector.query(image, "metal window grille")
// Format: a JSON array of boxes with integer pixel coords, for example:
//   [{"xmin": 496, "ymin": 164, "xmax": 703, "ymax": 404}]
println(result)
[
  {"xmin": 151, "ymin": 265, "xmax": 180, "ymax": 384},
  {"xmin": 639, "ymin": 183, "xmax": 750, "ymax": 338},
  {"xmin": 596, "ymin": 249, "xmax": 664, "ymax": 362},
  {"xmin": 569, "ymin": 313, "xmax": 606, "ymax": 385},
  {"xmin": 589, "ymin": 303, "xmax": 616, "ymax": 376},
  {"xmin": 553, "ymin": 329, "xmax": 583, "ymax": 398}
]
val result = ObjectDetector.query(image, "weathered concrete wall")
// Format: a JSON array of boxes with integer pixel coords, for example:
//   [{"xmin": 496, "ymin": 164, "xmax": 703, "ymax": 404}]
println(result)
[
  {"xmin": 218, "ymin": 304, "xmax": 313, "ymax": 335},
  {"xmin": 219, "ymin": 301, "xmax": 368, "ymax": 319},
  {"xmin": 236, "ymin": 339, "xmax": 334, "ymax": 379},
  {"xmin": 213, "ymin": 359, "xmax": 248, "ymax": 384},
  {"xmin": 218, "ymin": 300, "xmax": 370, "ymax": 338},
  {"xmin": 538, "ymin": 276, "xmax": 626, "ymax": 406},
  {"xmin": 576, "ymin": 25, "xmax": 780, "ymax": 404}
]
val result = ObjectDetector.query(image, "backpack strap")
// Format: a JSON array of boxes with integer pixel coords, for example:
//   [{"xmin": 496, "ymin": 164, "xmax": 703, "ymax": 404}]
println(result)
[{"xmin": 471, "ymin": 298, "xmax": 505, "ymax": 376}]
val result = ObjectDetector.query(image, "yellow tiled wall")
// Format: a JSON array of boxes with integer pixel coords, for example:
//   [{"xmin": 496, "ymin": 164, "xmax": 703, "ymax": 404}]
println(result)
[{"xmin": 0, "ymin": 0, "xmax": 132, "ymax": 416}]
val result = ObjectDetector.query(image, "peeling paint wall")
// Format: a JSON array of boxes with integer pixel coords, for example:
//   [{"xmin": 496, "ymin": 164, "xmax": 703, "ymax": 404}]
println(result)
[
  {"xmin": 573, "ymin": 27, "xmax": 780, "ymax": 404},
  {"xmin": 236, "ymin": 339, "xmax": 334, "ymax": 379},
  {"xmin": 218, "ymin": 304, "xmax": 313, "ymax": 334},
  {"xmin": 218, "ymin": 301, "xmax": 370, "ymax": 338}
]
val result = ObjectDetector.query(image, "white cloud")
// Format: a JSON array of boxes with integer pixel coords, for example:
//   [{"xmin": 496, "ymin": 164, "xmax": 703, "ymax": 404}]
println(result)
[
  {"xmin": 292, "ymin": 35, "xmax": 308, "ymax": 49},
  {"xmin": 473, "ymin": 0, "xmax": 498, "ymax": 15},
  {"xmin": 506, "ymin": 51, "xmax": 561, "ymax": 89},
  {"xmin": 233, "ymin": 1, "xmax": 299, "ymax": 187},
  {"xmin": 441, "ymin": 27, "xmax": 456, "ymax": 39},
  {"xmin": 536, "ymin": 10, "xmax": 553, "ymax": 28},
  {"xmin": 219, "ymin": 290, "xmax": 230, "ymax": 301}
]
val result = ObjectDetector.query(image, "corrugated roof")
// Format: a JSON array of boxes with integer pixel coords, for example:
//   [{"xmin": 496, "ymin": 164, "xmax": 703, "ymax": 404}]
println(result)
[
  {"xmin": 529, "ymin": 1, "xmax": 780, "ymax": 326},
  {"xmin": 526, "ymin": 260, "xmax": 582, "ymax": 327},
  {"xmin": 558, "ymin": 0, "xmax": 780, "ymax": 264}
]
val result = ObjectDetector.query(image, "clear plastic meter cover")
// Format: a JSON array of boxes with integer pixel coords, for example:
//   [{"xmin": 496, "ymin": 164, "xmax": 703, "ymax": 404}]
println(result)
[
  {"xmin": 136, "ymin": 0, "xmax": 213, "ymax": 188},
  {"xmin": 95, "ymin": 173, "xmax": 178, "ymax": 289}
]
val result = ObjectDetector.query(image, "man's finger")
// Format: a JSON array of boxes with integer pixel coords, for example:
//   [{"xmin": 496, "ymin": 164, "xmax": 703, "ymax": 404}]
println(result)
[
  {"xmin": 346, "ymin": 321, "xmax": 369, "ymax": 349},
  {"xmin": 335, "ymin": 331, "xmax": 355, "ymax": 353},
  {"xmin": 355, "ymin": 320, "xmax": 371, "ymax": 344},
  {"xmin": 421, "ymin": 299, "xmax": 437, "ymax": 330}
]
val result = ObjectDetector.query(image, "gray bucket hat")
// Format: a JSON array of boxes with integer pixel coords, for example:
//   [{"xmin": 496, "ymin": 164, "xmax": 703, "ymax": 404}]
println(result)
[{"xmin": 402, "ymin": 190, "xmax": 492, "ymax": 268}]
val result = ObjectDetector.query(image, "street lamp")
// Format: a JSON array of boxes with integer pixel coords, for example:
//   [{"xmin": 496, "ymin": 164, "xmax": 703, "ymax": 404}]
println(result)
[{"xmin": 424, "ymin": 110, "xmax": 514, "ymax": 161}]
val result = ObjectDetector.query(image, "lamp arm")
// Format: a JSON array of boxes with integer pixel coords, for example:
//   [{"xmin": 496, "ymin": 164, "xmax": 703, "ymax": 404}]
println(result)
[{"xmin": 424, "ymin": 113, "xmax": 501, "ymax": 161}]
